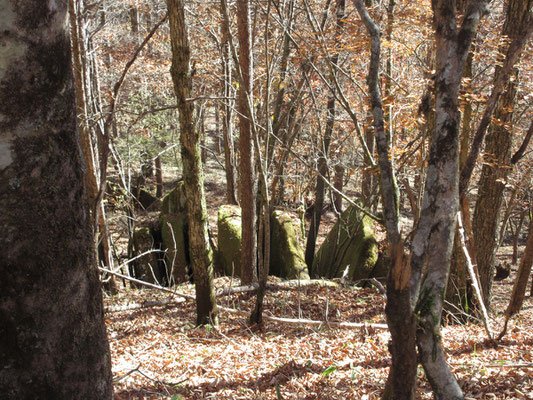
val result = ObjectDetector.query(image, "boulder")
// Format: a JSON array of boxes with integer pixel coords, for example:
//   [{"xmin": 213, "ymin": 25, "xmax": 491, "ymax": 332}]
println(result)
[
  {"xmin": 312, "ymin": 204, "xmax": 379, "ymax": 283},
  {"xmin": 216, "ymin": 205, "xmax": 242, "ymax": 277},
  {"xmin": 159, "ymin": 181, "xmax": 189, "ymax": 284},
  {"xmin": 216, "ymin": 206, "xmax": 310, "ymax": 280},
  {"xmin": 131, "ymin": 226, "xmax": 165, "ymax": 285},
  {"xmin": 270, "ymin": 210, "xmax": 309, "ymax": 279}
]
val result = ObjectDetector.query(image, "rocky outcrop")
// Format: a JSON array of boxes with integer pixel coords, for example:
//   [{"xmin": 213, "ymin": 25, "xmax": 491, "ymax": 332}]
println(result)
[{"xmin": 216, "ymin": 206, "xmax": 309, "ymax": 279}]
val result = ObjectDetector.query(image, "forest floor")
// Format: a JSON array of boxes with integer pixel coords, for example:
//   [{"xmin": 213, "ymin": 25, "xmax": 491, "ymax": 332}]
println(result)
[
  {"xmin": 105, "ymin": 266, "xmax": 532, "ymax": 399},
  {"xmin": 105, "ymin": 138, "xmax": 532, "ymax": 399}
]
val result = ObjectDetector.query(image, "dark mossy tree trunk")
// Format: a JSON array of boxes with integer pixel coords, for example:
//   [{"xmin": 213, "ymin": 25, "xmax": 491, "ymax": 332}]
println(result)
[
  {"xmin": 472, "ymin": 0, "xmax": 532, "ymax": 307},
  {"xmin": 167, "ymin": 0, "xmax": 218, "ymax": 326},
  {"xmin": 237, "ymin": 0, "xmax": 258, "ymax": 285},
  {"xmin": 0, "ymin": 1, "xmax": 112, "ymax": 397}
]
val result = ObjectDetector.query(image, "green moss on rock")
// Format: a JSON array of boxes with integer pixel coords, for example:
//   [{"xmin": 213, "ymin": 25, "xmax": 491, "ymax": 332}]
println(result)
[
  {"xmin": 216, "ymin": 205, "xmax": 242, "ymax": 277},
  {"xmin": 312, "ymin": 204, "xmax": 379, "ymax": 283},
  {"xmin": 270, "ymin": 210, "xmax": 309, "ymax": 279}
]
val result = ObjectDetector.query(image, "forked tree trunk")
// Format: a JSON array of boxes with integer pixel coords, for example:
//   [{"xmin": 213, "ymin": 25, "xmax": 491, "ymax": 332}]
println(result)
[
  {"xmin": 409, "ymin": 1, "xmax": 489, "ymax": 398},
  {"xmin": 167, "ymin": 0, "xmax": 218, "ymax": 326},
  {"xmin": 0, "ymin": 1, "xmax": 112, "ymax": 397},
  {"xmin": 351, "ymin": 2, "xmax": 414, "ymax": 399}
]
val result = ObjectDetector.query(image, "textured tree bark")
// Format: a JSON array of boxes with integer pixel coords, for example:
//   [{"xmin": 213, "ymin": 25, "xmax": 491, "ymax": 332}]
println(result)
[
  {"xmin": 155, "ymin": 155, "xmax": 163, "ymax": 198},
  {"xmin": 472, "ymin": 0, "xmax": 532, "ymax": 307},
  {"xmin": 446, "ymin": 45, "xmax": 476, "ymax": 316},
  {"xmin": 237, "ymin": 0, "xmax": 258, "ymax": 284},
  {"xmin": 333, "ymin": 164, "xmax": 344, "ymax": 213},
  {"xmin": 68, "ymin": 0, "xmax": 116, "ymax": 293},
  {"xmin": 167, "ymin": 0, "xmax": 218, "ymax": 326},
  {"xmin": 351, "ymin": 2, "xmax": 415, "ymax": 398},
  {"xmin": 409, "ymin": 1, "xmax": 489, "ymax": 398},
  {"xmin": 0, "ymin": 1, "xmax": 112, "ymax": 397}
]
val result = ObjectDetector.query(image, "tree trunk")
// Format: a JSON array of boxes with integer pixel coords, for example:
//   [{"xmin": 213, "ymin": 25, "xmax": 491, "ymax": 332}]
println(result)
[
  {"xmin": 237, "ymin": 0, "xmax": 258, "ymax": 284},
  {"xmin": 499, "ymin": 213, "xmax": 533, "ymax": 339},
  {"xmin": 305, "ymin": 0, "xmax": 345, "ymax": 274},
  {"xmin": 351, "ymin": 2, "xmax": 414, "ymax": 398},
  {"xmin": 167, "ymin": 0, "xmax": 218, "ymax": 326},
  {"xmin": 409, "ymin": 1, "xmax": 489, "ymax": 398},
  {"xmin": 155, "ymin": 155, "xmax": 163, "ymax": 198},
  {"xmin": 446, "ymin": 45, "xmax": 476, "ymax": 317},
  {"xmin": 333, "ymin": 164, "xmax": 344, "ymax": 213},
  {"xmin": 0, "ymin": 1, "xmax": 112, "ymax": 397},
  {"xmin": 219, "ymin": 0, "xmax": 239, "ymax": 205},
  {"xmin": 473, "ymin": 0, "xmax": 531, "ymax": 307}
]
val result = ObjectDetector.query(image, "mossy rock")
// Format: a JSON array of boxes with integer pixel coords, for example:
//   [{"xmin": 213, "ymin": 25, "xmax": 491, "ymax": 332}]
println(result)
[
  {"xmin": 312, "ymin": 204, "xmax": 379, "ymax": 283},
  {"xmin": 270, "ymin": 210, "xmax": 309, "ymax": 279},
  {"xmin": 159, "ymin": 181, "xmax": 189, "ymax": 284},
  {"xmin": 161, "ymin": 181, "xmax": 187, "ymax": 215},
  {"xmin": 131, "ymin": 226, "xmax": 164, "ymax": 285},
  {"xmin": 216, "ymin": 205, "xmax": 242, "ymax": 277},
  {"xmin": 160, "ymin": 213, "xmax": 188, "ymax": 284}
]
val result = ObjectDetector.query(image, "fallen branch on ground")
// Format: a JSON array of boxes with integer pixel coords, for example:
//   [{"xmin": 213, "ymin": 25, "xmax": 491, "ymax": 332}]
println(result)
[
  {"xmin": 215, "ymin": 279, "xmax": 339, "ymax": 296},
  {"xmin": 99, "ymin": 267, "xmax": 388, "ymax": 330}
]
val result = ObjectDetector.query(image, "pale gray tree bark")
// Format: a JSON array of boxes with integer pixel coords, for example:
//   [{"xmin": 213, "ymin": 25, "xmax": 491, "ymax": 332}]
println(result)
[
  {"xmin": 409, "ymin": 1, "xmax": 490, "ymax": 398},
  {"xmin": 0, "ymin": 1, "xmax": 112, "ymax": 397}
]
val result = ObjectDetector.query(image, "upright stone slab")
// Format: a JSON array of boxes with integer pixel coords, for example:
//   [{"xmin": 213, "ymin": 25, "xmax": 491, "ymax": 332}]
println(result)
[
  {"xmin": 160, "ymin": 181, "xmax": 188, "ymax": 284},
  {"xmin": 270, "ymin": 210, "xmax": 309, "ymax": 279},
  {"xmin": 312, "ymin": 204, "xmax": 379, "ymax": 283},
  {"xmin": 131, "ymin": 226, "xmax": 165, "ymax": 285},
  {"xmin": 217, "ymin": 205, "xmax": 243, "ymax": 278}
]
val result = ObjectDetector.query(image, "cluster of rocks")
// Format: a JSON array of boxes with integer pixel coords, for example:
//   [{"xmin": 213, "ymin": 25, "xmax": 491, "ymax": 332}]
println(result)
[{"xmin": 129, "ymin": 183, "xmax": 384, "ymax": 287}]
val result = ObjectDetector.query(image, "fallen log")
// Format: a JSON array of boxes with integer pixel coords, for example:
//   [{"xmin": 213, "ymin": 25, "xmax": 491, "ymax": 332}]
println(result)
[{"xmin": 99, "ymin": 267, "xmax": 388, "ymax": 330}]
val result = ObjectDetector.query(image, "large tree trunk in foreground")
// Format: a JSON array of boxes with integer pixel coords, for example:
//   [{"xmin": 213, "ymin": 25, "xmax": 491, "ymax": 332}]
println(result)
[
  {"xmin": 167, "ymin": 0, "xmax": 218, "ymax": 326},
  {"xmin": 409, "ymin": 1, "xmax": 489, "ymax": 398},
  {"xmin": 0, "ymin": 1, "xmax": 112, "ymax": 397},
  {"xmin": 237, "ymin": 0, "xmax": 258, "ymax": 284}
]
